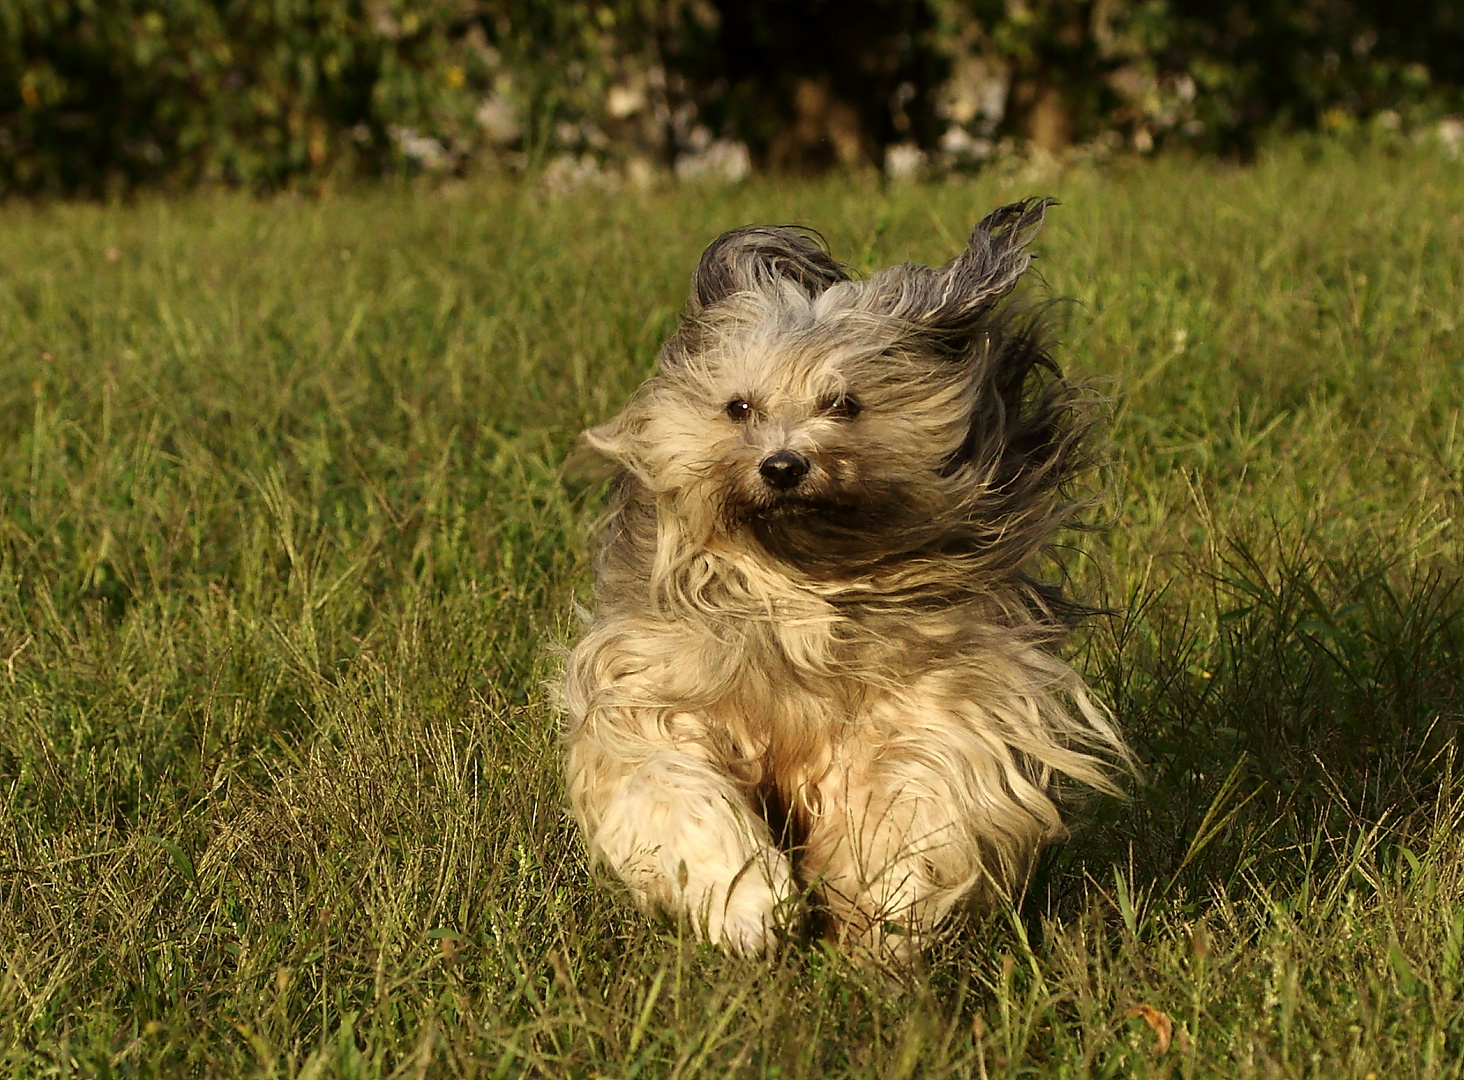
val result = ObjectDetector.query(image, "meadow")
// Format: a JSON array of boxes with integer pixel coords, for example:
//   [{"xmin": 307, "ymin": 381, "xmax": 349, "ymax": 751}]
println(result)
[{"xmin": 1, "ymin": 144, "xmax": 1462, "ymax": 1077}]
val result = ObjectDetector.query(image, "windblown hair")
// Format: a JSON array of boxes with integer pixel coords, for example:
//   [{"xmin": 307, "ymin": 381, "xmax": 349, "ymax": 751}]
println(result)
[{"xmin": 562, "ymin": 199, "xmax": 1128, "ymax": 963}]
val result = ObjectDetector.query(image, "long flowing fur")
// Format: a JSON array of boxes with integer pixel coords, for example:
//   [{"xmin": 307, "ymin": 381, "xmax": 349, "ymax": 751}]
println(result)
[{"xmin": 562, "ymin": 199, "xmax": 1130, "ymax": 962}]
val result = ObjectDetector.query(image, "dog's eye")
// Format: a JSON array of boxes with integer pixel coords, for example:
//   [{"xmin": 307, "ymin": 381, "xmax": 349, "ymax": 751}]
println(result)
[
  {"xmin": 822, "ymin": 395, "xmax": 862, "ymax": 420},
  {"xmin": 725, "ymin": 399, "xmax": 754, "ymax": 422}
]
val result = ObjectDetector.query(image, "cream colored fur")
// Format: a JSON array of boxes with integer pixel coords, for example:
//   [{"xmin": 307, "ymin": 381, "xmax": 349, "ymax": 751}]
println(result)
[{"xmin": 562, "ymin": 200, "xmax": 1129, "ymax": 963}]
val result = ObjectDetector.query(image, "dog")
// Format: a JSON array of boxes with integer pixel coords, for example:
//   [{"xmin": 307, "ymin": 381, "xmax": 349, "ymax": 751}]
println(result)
[{"xmin": 561, "ymin": 199, "xmax": 1128, "ymax": 963}]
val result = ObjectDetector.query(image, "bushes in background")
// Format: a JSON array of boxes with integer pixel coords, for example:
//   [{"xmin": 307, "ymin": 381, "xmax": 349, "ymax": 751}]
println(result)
[
  {"xmin": 1, "ymin": 0, "xmax": 515, "ymax": 192},
  {"xmin": 1, "ymin": 0, "xmax": 1461, "ymax": 194}
]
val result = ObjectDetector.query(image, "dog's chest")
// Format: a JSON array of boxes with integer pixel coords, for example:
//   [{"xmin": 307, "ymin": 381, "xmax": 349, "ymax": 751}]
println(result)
[{"xmin": 700, "ymin": 613, "xmax": 869, "ymax": 751}]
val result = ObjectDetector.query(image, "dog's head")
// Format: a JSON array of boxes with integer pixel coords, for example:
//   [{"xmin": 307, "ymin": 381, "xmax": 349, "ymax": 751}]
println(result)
[{"xmin": 586, "ymin": 198, "xmax": 1095, "ymax": 578}]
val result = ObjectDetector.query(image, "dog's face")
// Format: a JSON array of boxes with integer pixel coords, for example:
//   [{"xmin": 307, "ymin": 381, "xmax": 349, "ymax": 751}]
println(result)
[{"xmin": 587, "ymin": 200, "xmax": 1067, "ymax": 573}]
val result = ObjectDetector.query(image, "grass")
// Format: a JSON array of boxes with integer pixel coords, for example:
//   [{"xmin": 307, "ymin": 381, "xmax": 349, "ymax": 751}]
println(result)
[{"xmin": 1, "ymin": 142, "xmax": 1462, "ymax": 1077}]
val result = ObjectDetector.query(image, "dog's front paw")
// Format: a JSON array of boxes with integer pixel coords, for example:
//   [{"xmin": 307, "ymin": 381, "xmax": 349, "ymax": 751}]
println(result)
[
  {"xmin": 714, "ymin": 889, "xmax": 784, "ymax": 954},
  {"xmin": 698, "ymin": 854, "xmax": 794, "ymax": 957},
  {"xmin": 714, "ymin": 906, "xmax": 778, "ymax": 957}
]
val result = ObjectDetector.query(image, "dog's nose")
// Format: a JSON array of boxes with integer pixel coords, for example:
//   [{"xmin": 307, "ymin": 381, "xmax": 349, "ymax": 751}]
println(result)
[{"xmin": 759, "ymin": 450, "xmax": 810, "ymax": 491}]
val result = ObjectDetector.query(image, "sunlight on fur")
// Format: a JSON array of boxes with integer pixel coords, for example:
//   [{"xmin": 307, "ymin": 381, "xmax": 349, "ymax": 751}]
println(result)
[{"xmin": 562, "ymin": 199, "xmax": 1132, "ymax": 965}]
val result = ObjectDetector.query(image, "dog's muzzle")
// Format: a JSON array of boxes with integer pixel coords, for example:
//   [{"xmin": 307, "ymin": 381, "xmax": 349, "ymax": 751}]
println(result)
[{"xmin": 759, "ymin": 450, "xmax": 810, "ymax": 491}]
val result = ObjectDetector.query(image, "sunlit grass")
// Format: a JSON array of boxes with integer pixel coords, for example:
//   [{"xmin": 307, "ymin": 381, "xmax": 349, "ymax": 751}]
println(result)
[{"xmin": 1, "ymin": 143, "xmax": 1462, "ymax": 1077}]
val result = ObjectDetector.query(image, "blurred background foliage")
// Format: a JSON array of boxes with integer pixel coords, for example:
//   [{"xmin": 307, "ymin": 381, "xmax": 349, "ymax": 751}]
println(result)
[{"xmin": 1, "ymin": 0, "xmax": 1462, "ymax": 195}]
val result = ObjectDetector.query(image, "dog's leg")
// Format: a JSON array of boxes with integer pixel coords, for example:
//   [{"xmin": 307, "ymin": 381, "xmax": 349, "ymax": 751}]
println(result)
[
  {"xmin": 802, "ymin": 700, "xmax": 1050, "ymax": 964},
  {"xmin": 802, "ymin": 761, "xmax": 958, "ymax": 964},
  {"xmin": 566, "ymin": 729, "xmax": 793, "ymax": 956}
]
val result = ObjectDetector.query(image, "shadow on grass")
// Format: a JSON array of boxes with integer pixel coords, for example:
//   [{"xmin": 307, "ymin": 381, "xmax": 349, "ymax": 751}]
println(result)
[{"xmin": 1034, "ymin": 518, "xmax": 1463, "ymax": 927}]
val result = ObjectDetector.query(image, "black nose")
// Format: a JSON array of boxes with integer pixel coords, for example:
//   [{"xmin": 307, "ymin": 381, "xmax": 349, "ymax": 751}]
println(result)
[{"xmin": 759, "ymin": 450, "xmax": 810, "ymax": 491}]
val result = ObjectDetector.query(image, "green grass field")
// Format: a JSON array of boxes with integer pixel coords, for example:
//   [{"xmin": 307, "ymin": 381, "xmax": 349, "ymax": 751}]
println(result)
[{"xmin": 2, "ymin": 144, "xmax": 1463, "ymax": 1078}]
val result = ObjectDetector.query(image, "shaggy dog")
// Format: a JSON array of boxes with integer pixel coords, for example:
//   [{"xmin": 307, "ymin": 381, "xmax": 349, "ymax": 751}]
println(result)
[{"xmin": 562, "ymin": 199, "xmax": 1128, "ymax": 963}]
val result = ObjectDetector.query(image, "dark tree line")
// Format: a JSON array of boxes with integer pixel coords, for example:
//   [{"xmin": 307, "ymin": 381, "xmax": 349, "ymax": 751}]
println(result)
[{"xmin": 2, "ymin": 0, "xmax": 1460, "ymax": 195}]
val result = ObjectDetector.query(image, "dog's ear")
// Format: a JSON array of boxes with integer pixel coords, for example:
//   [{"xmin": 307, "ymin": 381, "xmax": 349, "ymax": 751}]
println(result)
[
  {"xmin": 576, "ymin": 411, "xmax": 637, "ymax": 471},
  {"xmin": 562, "ymin": 420, "xmax": 625, "ymax": 482},
  {"xmin": 871, "ymin": 197, "xmax": 1053, "ymax": 341},
  {"xmin": 689, "ymin": 226, "xmax": 850, "ymax": 310},
  {"xmin": 942, "ymin": 197, "xmax": 1053, "ymax": 319}
]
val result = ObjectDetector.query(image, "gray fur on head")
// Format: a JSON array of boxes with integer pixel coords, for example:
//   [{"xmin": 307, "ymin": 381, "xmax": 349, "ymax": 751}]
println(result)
[
  {"xmin": 563, "ymin": 199, "xmax": 1129, "ymax": 965},
  {"xmin": 689, "ymin": 225, "xmax": 850, "ymax": 310}
]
